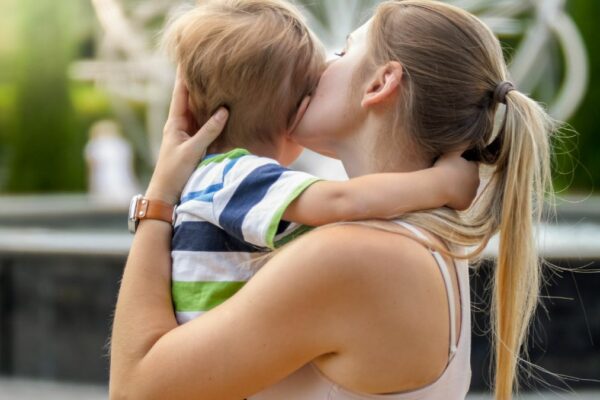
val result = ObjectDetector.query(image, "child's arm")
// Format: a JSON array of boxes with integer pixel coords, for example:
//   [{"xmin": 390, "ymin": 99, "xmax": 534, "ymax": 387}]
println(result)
[{"xmin": 283, "ymin": 153, "xmax": 479, "ymax": 226}]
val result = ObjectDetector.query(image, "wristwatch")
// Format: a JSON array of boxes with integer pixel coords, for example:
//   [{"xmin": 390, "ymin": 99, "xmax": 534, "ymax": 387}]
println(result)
[{"xmin": 128, "ymin": 194, "xmax": 175, "ymax": 234}]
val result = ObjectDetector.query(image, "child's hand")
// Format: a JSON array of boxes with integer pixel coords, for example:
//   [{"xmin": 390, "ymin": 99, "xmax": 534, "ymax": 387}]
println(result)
[
  {"xmin": 145, "ymin": 70, "xmax": 228, "ymax": 205},
  {"xmin": 434, "ymin": 152, "xmax": 480, "ymax": 211}
]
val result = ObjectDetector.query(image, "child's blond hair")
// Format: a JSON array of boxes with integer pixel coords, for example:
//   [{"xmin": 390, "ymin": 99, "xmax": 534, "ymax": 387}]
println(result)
[{"xmin": 162, "ymin": 0, "xmax": 325, "ymax": 148}]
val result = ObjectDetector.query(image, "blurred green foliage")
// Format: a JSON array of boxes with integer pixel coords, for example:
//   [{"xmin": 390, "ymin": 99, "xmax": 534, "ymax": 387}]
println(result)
[
  {"xmin": 561, "ymin": 0, "xmax": 600, "ymax": 193},
  {"xmin": 6, "ymin": 0, "xmax": 82, "ymax": 192},
  {"xmin": 0, "ymin": 0, "xmax": 112, "ymax": 193}
]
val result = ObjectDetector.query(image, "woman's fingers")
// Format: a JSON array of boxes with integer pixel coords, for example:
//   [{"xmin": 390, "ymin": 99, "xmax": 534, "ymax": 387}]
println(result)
[
  {"xmin": 439, "ymin": 149, "xmax": 480, "ymax": 165},
  {"xmin": 166, "ymin": 70, "xmax": 192, "ymax": 134},
  {"xmin": 165, "ymin": 67, "xmax": 227, "ymax": 152},
  {"xmin": 189, "ymin": 108, "xmax": 229, "ymax": 151},
  {"xmin": 441, "ymin": 149, "xmax": 468, "ymax": 159}
]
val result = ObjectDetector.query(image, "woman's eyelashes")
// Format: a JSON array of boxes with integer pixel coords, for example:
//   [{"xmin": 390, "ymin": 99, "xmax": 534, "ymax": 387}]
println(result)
[{"xmin": 334, "ymin": 50, "xmax": 346, "ymax": 57}]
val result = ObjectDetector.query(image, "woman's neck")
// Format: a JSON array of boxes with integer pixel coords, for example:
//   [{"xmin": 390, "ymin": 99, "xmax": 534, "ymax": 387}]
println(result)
[{"xmin": 332, "ymin": 119, "xmax": 431, "ymax": 178}]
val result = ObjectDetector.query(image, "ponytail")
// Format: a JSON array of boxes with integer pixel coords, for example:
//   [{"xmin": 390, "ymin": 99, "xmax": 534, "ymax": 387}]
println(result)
[{"xmin": 491, "ymin": 90, "xmax": 554, "ymax": 399}]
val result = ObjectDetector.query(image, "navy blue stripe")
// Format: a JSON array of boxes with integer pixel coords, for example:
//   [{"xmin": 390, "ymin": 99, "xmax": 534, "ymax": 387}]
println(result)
[
  {"xmin": 276, "ymin": 220, "xmax": 291, "ymax": 235},
  {"xmin": 172, "ymin": 221, "xmax": 262, "ymax": 253},
  {"xmin": 219, "ymin": 163, "xmax": 287, "ymax": 241}
]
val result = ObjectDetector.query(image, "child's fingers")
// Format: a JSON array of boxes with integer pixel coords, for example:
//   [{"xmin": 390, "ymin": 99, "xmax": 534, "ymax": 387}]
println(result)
[{"xmin": 443, "ymin": 150, "xmax": 468, "ymax": 159}]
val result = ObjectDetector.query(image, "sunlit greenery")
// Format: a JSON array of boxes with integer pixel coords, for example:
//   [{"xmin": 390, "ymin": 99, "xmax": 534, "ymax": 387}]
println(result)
[
  {"xmin": 558, "ymin": 0, "xmax": 600, "ymax": 193},
  {"xmin": 0, "ymin": 0, "xmax": 107, "ymax": 193}
]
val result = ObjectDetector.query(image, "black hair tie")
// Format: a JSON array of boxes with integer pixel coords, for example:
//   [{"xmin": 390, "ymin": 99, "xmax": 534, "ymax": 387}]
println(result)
[{"xmin": 494, "ymin": 81, "xmax": 516, "ymax": 104}]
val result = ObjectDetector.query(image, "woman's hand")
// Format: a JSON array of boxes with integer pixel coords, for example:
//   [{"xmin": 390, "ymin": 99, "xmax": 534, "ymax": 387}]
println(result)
[{"xmin": 145, "ymin": 72, "xmax": 229, "ymax": 205}]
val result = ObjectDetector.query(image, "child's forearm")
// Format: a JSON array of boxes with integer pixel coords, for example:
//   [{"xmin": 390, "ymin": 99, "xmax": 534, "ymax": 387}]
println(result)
[
  {"xmin": 341, "ymin": 168, "xmax": 448, "ymax": 219},
  {"xmin": 283, "ymin": 167, "xmax": 447, "ymax": 226}
]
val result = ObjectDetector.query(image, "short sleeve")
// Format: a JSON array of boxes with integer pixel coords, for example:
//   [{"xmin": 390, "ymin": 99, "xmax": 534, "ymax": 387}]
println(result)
[
  {"xmin": 212, "ymin": 155, "xmax": 320, "ymax": 249},
  {"xmin": 175, "ymin": 153, "xmax": 241, "ymax": 227}
]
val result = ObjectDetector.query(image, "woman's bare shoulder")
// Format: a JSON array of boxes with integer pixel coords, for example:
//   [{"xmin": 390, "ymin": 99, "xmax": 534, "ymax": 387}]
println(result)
[
  {"xmin": 289, "ymin": 223, "xmax": 438, "ymax": 263},
  {"xmin": 271, "ymin": 223, "xmax": 452, "ymax": 391},
  {"xmin": 274, "ymin": 223, "xmax": 443, "ymax": 294}
]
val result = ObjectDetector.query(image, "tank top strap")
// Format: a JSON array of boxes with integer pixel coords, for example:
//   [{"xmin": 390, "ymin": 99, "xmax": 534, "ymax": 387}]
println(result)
[{"xmin": 394, "ymin": 221, "xmax": 458, "ymax": 358}]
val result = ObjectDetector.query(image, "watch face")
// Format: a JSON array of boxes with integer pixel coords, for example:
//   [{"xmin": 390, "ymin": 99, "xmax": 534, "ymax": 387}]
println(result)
[
  {"xmin": 128, "ymin": 218, "xmax": 138, "ymax": 234},
  {"xmin": 128, "ymin": 194, "xmax": 143, "ymax": 234}
]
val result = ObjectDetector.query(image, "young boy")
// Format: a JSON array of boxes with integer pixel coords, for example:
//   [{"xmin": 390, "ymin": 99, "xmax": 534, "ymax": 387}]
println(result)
[{"xmin": 163, "ymin": 0, "xmax": 477, "ymax": 323}]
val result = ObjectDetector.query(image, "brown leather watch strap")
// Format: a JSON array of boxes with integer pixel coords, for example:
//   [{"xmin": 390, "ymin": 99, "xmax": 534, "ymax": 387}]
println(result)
[{"xmin": 134, "ymin": 198, "xmax": 174, "ymax": 224}]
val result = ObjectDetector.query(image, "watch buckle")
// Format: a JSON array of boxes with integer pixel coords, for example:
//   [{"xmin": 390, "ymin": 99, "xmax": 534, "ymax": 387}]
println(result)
[{"xmin": 136, "ymin": 198, "xmax": 150, "ymax": 218}]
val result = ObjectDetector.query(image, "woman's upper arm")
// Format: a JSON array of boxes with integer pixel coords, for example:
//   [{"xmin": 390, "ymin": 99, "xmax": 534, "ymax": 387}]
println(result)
[{"xmin": 131, "ymin": 227, "xmax": 361, "ymax": 400}]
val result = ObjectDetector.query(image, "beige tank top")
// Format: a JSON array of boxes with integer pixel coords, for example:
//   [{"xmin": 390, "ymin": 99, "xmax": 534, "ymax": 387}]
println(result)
[{"xmin": 250, "ymin": 222, "xmax": 472, "ymax": 400}]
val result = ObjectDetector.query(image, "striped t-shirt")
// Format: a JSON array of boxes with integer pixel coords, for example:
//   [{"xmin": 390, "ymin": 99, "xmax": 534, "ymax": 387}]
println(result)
[{"xmin": 171, "ymin": 148, "xmax": 320, "ymax": 324}]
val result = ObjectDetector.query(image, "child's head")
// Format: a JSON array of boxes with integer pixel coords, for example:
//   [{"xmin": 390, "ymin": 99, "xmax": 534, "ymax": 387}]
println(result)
[{"xmin": 162, "ymin": 0, "xmax": 326, "ymax": 152}]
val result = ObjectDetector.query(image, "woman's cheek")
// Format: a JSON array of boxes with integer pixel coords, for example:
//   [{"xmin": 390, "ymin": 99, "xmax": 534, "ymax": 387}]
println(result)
[
  {"xmin": 293, "ymin": 96, "xmax": 338, "ymax": 146},
  {"xmin": 293, "ymin": 60, "xmax": 355, "ymax": 147}
]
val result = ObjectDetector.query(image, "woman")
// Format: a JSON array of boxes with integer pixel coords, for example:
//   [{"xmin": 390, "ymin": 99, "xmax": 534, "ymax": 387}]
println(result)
[{"xmin": 109, "ymin": 1, "xmax": 554, "ymax": 399}]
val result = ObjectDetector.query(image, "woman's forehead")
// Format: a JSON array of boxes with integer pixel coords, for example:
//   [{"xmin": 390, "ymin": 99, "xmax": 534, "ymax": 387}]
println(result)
[
  {"xmin": 357, "ymin": 19, "xmax": 372, "ymax": 36},
  {"xmin": 349, "ymin": 19, "xmax": 372, "ymax": 44}
]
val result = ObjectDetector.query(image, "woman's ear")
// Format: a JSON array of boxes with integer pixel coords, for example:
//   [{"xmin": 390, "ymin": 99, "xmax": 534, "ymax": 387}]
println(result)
[{"xmin": 361, "ymin": 61, "xmax": 403, "ymax": 109}]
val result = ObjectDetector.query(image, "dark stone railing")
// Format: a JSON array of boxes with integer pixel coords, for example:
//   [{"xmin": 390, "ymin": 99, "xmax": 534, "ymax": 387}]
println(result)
[{"xmin": 0, "ymin": 195, "xmax": 598, "ymax": 392}]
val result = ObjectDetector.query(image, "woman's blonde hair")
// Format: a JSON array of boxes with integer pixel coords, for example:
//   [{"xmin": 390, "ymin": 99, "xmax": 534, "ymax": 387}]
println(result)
[
  {"xmin": 357, "ymin": 1, "xmax": 556, "ymax": 398},
  {"xmin": 162, "ymin": 0, "xmax": 325, "ymax": 148}
]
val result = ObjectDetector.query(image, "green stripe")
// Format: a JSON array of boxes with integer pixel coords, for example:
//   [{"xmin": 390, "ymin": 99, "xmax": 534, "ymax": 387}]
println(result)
[
  {"xmin": 172, "ymin": 281, "xmax": 247, "ymax": 312},
  {"xmin": 198, "ymin": 148, "xmax": 250, "ymax": 168},
  {"xmin": 265, "ymin": 178, "xmax": 322, "ymax": 249},
  {"xmin": 274, "ymin": 224, "xmax": 314, "ymax": 248}
]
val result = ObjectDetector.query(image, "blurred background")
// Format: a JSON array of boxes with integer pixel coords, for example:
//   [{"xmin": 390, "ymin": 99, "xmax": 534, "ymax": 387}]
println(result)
[{"xmin": 0, "ymin": 0, "xmax": 598, "ymax": 398}]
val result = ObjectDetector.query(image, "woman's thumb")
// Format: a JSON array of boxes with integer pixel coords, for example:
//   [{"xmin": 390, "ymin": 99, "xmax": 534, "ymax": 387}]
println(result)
[{"xmin": 191, "ymin": 108, "xmax": 228, "ymax": 150}]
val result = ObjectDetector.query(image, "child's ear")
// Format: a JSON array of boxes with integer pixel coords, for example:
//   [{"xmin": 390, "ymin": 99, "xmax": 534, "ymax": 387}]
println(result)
[
  {"xmin": 286, "ymin": 95, "xmax": 311, "ymax": 136},
  {"xmin": 361, "ymin": 61, "xmax": 403, "ymax": 109}
]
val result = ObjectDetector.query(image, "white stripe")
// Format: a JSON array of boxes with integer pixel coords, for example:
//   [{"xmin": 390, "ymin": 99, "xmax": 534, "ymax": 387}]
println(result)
[
  {"xmin": 212, "ymin": 156, "xmax": 276, "ymax": 222},
  {"xmin": 171, "ymin": 251, "xmax": 265, "ymax": 282},
  {"xmin": 174, "ymin": 201, "xmax": 215, "ymax": 227},
  {"xmin": 176, "ymin": 160, "xmax": 230, "ymax": 226},
  {"xmin": 176, "ymin": 311, "xmax": 204, "ymax": 324},
  {"xmin": 241, "ymin": 170, "xmax": 316, "ymax": 247},
  {"xmin": 181, "ymin": 159, "xmax": 228, "ymax": 198}
]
